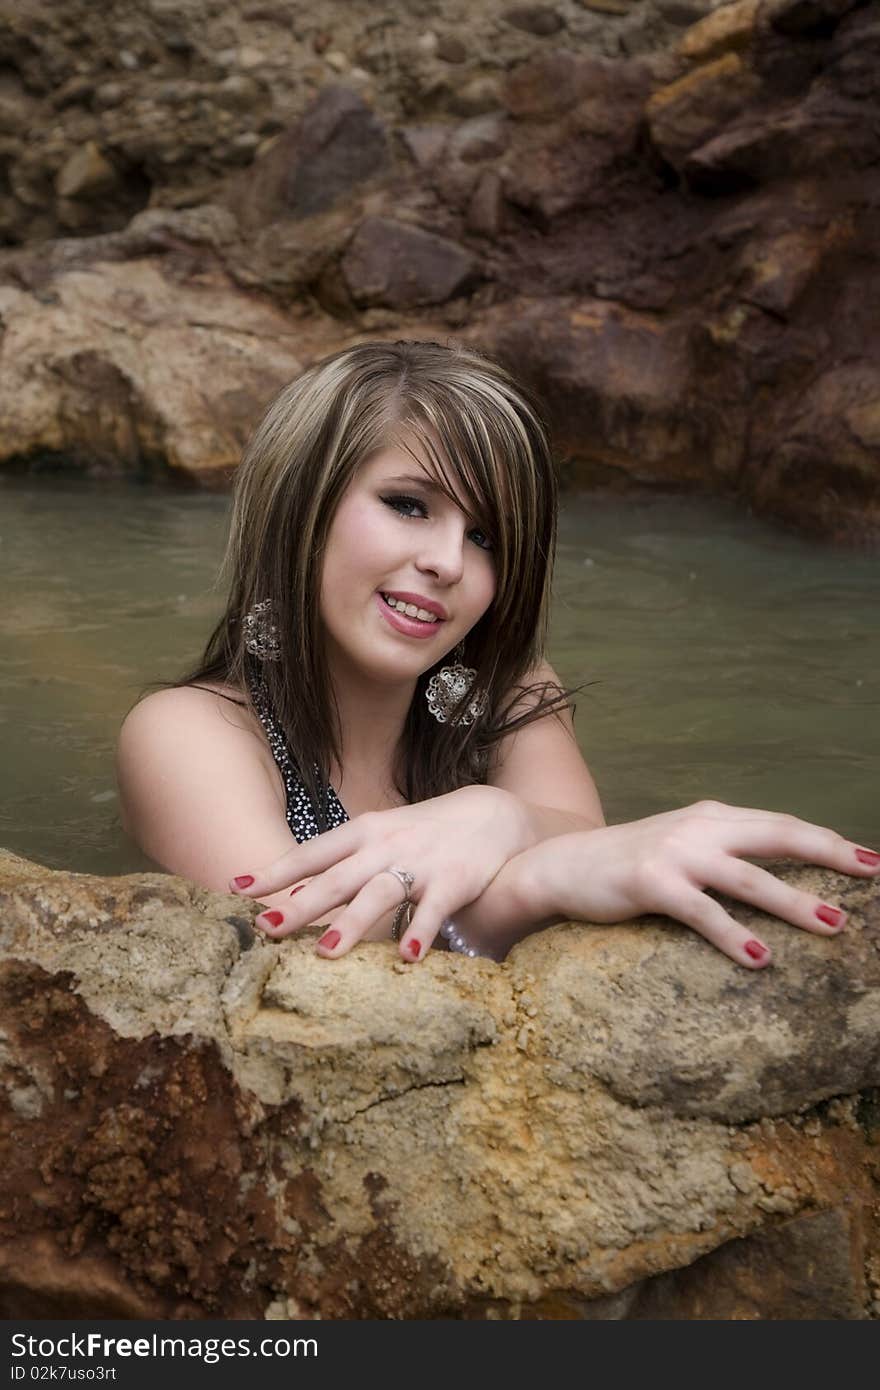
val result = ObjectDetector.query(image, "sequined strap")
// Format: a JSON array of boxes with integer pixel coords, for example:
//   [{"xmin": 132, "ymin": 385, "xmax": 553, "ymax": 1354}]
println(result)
[{"xmin": 244, "ymin": 661, "xmax": 348, "ymax": 842}]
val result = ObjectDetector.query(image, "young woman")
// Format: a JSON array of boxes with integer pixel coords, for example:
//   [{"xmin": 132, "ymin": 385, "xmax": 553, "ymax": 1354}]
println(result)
[{"xmin": 116, "ymin": 340, "xmax": 879, "ymax": 968}]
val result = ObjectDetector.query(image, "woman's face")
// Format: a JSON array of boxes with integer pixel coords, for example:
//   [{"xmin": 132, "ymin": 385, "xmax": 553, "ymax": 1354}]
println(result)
[{"xmin": 318, "ymin": 438, "xmax": 497, "ymax": 688}]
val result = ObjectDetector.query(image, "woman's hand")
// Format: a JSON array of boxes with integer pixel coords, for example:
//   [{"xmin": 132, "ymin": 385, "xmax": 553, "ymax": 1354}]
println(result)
[
  {"xmin": 495, "ymin": 800, "xmax": 880, "ymax": 969},
  {"xmin": 228, "ymin": 785, "xmax": 534, "ymax": 959}
]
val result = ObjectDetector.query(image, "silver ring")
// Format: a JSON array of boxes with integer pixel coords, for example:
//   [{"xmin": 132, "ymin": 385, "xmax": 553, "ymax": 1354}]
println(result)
[
  {"xmin": 383, "ymin": 867, "xmax": 416, "ymax": 942},
  {"xmin": 382, "ymin": 866, "xmax": 415, "ymax": 905}
]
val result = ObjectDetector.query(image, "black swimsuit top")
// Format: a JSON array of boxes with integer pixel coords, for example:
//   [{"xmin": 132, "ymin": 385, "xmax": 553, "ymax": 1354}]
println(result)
[{"xmin": 244, "ymin": 664, "xmax": 349, "ymax": 843}]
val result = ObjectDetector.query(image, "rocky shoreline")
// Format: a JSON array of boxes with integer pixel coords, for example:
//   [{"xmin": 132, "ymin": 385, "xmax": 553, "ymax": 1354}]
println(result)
[{"xmin": 1, "ymin": 0, "xmax": 878, "ymax": 543}]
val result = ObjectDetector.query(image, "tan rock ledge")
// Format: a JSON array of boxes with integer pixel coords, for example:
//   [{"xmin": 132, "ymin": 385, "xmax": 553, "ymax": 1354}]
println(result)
[{"xmin": 0, "ymin": 846, "xmax": 878, "ymax": 1320}]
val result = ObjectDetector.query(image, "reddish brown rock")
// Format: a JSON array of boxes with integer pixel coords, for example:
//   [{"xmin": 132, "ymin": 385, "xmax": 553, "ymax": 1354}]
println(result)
[
  {"xmin": 227, "ymin": 85, "xmax": 390, "ymax": 232},
  {"xmin": 502, "ymin": 50, "xmax": 590, "ymax": 120},
  {"xmin": 481, "ymin": 298, "xmax": 723, "ymax": 487},
  {"xmin": 502, "ymin": 6, "xmax": 567, "ymax": 36},
  {"xmin": 341, "ymin": 216, "xmax": 480, "ymax": 309},
  {"xmin": 646, "ymin": 54, "xmax": 764, "ymax": 169}
]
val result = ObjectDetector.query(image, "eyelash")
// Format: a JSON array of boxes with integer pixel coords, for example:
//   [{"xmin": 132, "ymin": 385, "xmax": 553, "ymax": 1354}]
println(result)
[{"xmin": 381, "ymin": 494, "xmax": 493, "ymax": 551}]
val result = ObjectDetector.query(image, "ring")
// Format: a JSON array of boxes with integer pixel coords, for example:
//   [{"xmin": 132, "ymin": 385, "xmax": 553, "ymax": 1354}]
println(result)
[{"xmin": 382, "ymin": 866, "xmax": 416, "ymax": 941}]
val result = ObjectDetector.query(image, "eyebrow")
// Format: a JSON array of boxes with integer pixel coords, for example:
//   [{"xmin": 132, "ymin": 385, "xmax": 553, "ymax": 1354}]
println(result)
[{"xmin": 381, "ymin": 472, "xmax": 447, "ymax": 495}]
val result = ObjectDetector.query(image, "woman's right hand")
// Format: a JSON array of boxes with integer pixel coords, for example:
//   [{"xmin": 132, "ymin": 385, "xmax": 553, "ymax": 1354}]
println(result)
[{"xmin": 497, "ymin": 801, "xmax": 880, "ymax": 969}]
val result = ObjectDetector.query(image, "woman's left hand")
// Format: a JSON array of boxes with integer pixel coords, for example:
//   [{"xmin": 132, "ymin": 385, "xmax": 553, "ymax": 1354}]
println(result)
[{"xmin": 228, "ymin": 786, "xmax": 532, "ymax": 959}]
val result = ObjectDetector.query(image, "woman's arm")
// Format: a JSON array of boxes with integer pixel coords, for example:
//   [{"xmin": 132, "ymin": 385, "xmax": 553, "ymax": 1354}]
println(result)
[
  {"xmin": 116, "ymin": 687, "xmax": 351, "ymax": 921},
  {"xmin": 452, "ymin": 802, "xmax": 880, "ymax": 968},
  {"xmin": 485, "ymin": 659, "xmax": 605, "ymax": 841}
]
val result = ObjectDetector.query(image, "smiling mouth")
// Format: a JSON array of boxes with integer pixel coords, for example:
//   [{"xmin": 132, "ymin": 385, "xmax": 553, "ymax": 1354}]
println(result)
[{"xmin": 380, "ymin": 593, "xmax": 441, "ymax": 624}]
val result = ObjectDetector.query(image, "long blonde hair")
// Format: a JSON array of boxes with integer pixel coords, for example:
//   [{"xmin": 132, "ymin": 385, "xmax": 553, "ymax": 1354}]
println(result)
[{"xmin": 146, "ymin": 339, "xmax": 575, "ymax": 822}]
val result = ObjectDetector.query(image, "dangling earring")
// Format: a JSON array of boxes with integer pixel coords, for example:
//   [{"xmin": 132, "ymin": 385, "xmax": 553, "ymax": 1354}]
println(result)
[
  {"xmin": 242, "ymin": 599, "xmax": 281, "ymax": 662},
  {"xmin": 425, "ymin": 642, "xmax": 486, "ymax": 726}
]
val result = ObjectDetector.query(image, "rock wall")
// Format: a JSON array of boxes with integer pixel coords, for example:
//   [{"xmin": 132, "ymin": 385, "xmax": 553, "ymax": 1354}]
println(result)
[
  {"xmin": 1, "ymin": 844, "xmax": 878, "ymax": 1319},
  {"xmin": 0, "ymin": 0, "xmax": 707, "ymax": 245},
  {"xmin": 0, "ymin": 0, "xmax": 879, "ymax": 541}
]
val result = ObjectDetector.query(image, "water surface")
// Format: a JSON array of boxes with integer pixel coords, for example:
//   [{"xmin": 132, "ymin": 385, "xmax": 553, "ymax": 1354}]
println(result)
[{"xmin": 1, "ymin": 475, "xmax": 877, "ymax": 877}]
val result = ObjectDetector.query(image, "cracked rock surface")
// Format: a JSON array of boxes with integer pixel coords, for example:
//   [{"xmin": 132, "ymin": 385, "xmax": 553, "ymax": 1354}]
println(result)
[{"xmin": 1, "ymin": 845, "xmax": 878, "ymax": 1319}]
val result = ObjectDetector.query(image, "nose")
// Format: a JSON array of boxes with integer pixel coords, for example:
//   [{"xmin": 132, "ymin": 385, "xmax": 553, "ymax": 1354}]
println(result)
[{"xmin": 415, "ymin": 520, "xmax": 467, "ymax": 586}]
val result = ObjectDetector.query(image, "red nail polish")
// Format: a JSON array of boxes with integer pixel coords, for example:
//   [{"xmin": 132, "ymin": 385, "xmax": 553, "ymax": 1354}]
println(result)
[
  {"xmin": 318, "ymin": 929, "xmax": 341, "ymax": 950},
  {"xmin": 855, "ymin": 848, "xmax": 880, "ymax": 867},
  {"xmin": 744, "ymin": 939, "xmax": 768, "ymax": 962},
  {"xmin": 407, "ymin": 938, "xmax": 421, "ymax": 958},
  {"xmin": 261, "ymin": 910, "xmax": 284, "ymax": 927},
  {"xmin": 233, "ymin": 875, "xmax": 255, "ymax": 889},
  {"xmin": 289, "ymin": 884, "xmax": 306, "ymax": 896},
  {"xmin": 816, "ymin": 904, "xmax": 844, "ymax": 927}
]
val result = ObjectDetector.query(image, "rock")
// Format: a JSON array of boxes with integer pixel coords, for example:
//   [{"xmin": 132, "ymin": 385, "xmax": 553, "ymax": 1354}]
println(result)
[
  {"xmin": 744, "ymin": 362, "xmax": 880, "ymax": 544},
  {"xmin": 646, "ymin": 53, "xmax": 764, "ymax": 170},
  {"xmin": 55, "ymin": 143, "xmax": 119, "ymax": 201},
  {"xmin": 578, "ymin": 0, "xmax": 642, "ymax": 13},
  {"xmin": 436, "ymin": 35, "xmax": 467, "ymax": 64},
  {"xmin": 227, "ymin": 204, "xmax": 355, "ymax": 302},
  {"xmin": 503, "ymin": 50, "xmax": 588, "ymax": 120},
  {"xmin": 502, "ymin": 6, "xmax": 567, "ymax": 36},
  {"xmin": 503, "ymin": 59, "xmax": 651, "ymax": 221},
  {"xmin": 480, "ymin": 297, "xmax": 733, "ymax": 487},
  {"xmin": 446, "ymin": 76, "xmax": 503, "ymax": 118},
  {"xmin": 447, "ymin": 114, "xmax": 509, "ymax": 163},
  {"xmin": 0, "ymin": 9, "xmax": 876, "ymax": 542},
  {"xmin": 613, "ymin": 1207, "xmax": 868, "ymax": 1319},
  {"xmin": 735, "ymin": 227, "xmax": 834, "ymax": 316},
  {"xmin": 761, "ymin": 0, "xmax": 860, "ymax": 36},
  {"xmin": 466, "ymin": 169, "xmax": 505, "ymax": 237},
  {"xmin": 341, "ymin": 216, "xmax": 480, "ymax": 309},
  {"xmin": 679, "ymin": 0, "xmax": 762, "ymax": 63},
  {"xmin": 400, "ymin": 123, "xmax": 449, "ymax": 168},
  {"xmin": 0, "ymin": 844, "xmax": 878, "ymax": 1318},
  {"xmin": 0, "ymin": 250, "xmax": 306, "ymax": 480},
  {"xmin": 228, "ymin": 85, "xmax": 390, "ymax": 231},
  {"xmin": 657, "ymin": 0, "xmax": 716, "ymax": 23}
]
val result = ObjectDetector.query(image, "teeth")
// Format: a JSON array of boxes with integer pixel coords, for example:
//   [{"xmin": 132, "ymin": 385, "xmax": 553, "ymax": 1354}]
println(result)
[{"xmin": 382, "ymin": 594, "xmax": 438, "ymax": 623}]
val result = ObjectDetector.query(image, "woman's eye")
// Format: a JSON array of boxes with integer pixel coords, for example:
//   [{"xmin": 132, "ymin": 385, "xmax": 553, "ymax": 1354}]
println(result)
[
  {"xmin": 382, "ymin": 494, "xmax": 427, "ymax": 518},
  {"xmin": 382, "ymin": 493, "xmax": 493, "ymax": 551}
]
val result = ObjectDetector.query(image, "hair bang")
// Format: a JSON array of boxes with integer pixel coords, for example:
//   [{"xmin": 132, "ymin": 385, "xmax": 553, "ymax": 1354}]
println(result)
[{"xmin": 396, "ymin": 412, "xmax": 502, "ymax": 545}]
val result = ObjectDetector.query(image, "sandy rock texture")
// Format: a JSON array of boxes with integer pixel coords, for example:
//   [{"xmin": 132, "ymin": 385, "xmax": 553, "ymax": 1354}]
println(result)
[
  {"xmin": 0, "ymin": 0, "xmax": 878, "ymax": 537},
  {"xmin": 1, "ymin": 844, "xmax": 878, "ymax": 1320}
]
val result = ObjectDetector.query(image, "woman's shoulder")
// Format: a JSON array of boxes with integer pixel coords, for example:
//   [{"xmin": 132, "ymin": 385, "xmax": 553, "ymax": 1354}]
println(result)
[
  {"xmin": 116, "ymin": 681, "xmax": 285, "ymax": 836},
  {"xmin": 120, "ymin": 681, "xmax": 262, "ymax": 747}
]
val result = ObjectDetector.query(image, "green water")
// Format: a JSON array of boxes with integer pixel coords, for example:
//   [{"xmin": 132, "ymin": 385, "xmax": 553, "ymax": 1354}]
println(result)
[{"xmin": 0, "ymin": 475, "xmax": 877, "ymax": 877}]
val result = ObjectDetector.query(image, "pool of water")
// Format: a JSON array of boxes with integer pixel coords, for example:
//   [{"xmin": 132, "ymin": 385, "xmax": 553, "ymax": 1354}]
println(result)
[{"xmin": 1, "ymin": 473, "xmax": 877, "ymax": 878}]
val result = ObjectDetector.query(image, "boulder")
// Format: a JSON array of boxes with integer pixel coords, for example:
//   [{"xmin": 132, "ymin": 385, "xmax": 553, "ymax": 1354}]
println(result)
[
  {"xmin": 1, "ymin": 845, "xmax": 878, "ymax": 1319},
  {"xmin": 0, "ymin": 229, "xmax": 309, "ymax": 482},
  {"xmin": 341, "ymin": 217, "xmax": 480, "ymax": 310}
]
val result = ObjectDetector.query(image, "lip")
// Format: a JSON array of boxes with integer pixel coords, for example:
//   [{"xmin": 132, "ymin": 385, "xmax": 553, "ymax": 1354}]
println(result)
[
  {"xmin": 374, "ymin": 592, "xmax": 445, "ymax": 640},
  {"xmin": 381, "ymin": 590, "xmax": 449, "ymax": 621}
]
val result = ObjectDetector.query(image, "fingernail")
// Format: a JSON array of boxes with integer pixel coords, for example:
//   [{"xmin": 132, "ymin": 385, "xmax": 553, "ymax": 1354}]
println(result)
[
  {"xmin": 318, "ymin": 929, "xmax": 340, "ymax": 950},
  {"xmin": 259, "ymin": 910, "xmax": 284, "ymax": 928},
  {"xmin": 744, "ymin": 939, "xmax": 769, "ymax": 963},
  {"xmin": 289, "ymin": 884, "xmax": 306, "ymax": 896},
  {"xmin": 233, "ymin": 875, "xmax": 255, "ymax": 889},
  {"xmin": 816, "ymin": 904, "xmax": 845, "ymax": 928},
  {"xmin": 406, "ymin": 938, "xmax": 421, "ymax": 959},
  {"xmin": 855, "ymin": 848, "xmax": 880, "ymax": 867}
]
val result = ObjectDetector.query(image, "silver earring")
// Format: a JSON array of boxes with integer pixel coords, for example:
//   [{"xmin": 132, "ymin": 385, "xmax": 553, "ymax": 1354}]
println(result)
[
  {"xmin": 243, "ymin": 599, "xmax": 281, "ymax": 662},
  {"xmin": 425, "ymin": 642, "xmax": 486, "ymax": 726}
]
